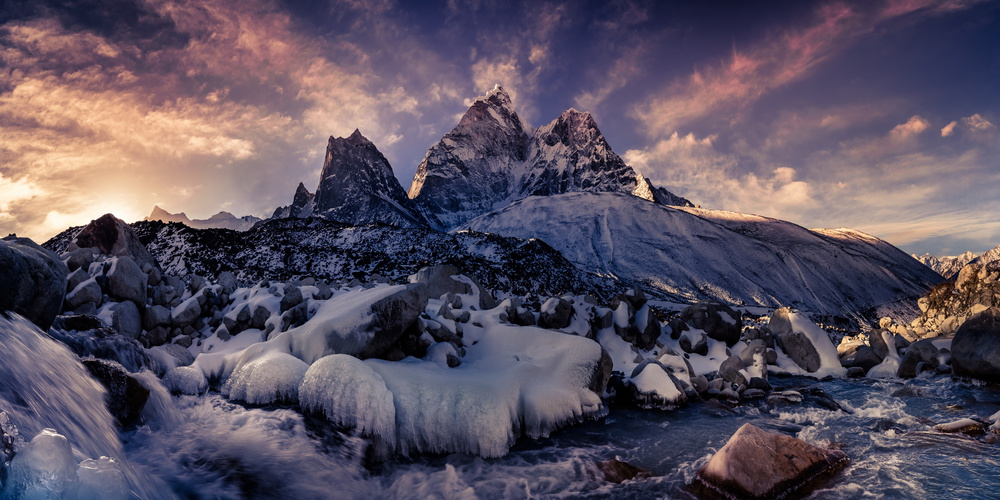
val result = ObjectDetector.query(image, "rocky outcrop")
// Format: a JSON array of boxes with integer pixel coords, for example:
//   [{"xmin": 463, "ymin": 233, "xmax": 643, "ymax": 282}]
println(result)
[
  {"xmin": 905, "ymin": 260, "xmax": 1000, "ymax": 338},
  {"xmin": 694, "ymin": 423, "xmax": 849, "ymax": 500},
  {"xmin": 310, "ymin": 130, "xmax": 435, "ymax": 229},
  {"xmin": 68, "ymin": 214, "xmax": 158, "ymax": 270},
  {"xmin": 0, "ymin": 236, "xmax": 68, "ymax": 330}
]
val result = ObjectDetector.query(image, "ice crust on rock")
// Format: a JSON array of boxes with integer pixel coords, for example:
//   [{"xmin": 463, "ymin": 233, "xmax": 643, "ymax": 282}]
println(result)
[
  {"xmin": 224, "ymin": 351, "xmax": 309, "ymax": 405},
  {"xmin": 299, "ymin": 354, "xmax": 397, "ymax": 443}
]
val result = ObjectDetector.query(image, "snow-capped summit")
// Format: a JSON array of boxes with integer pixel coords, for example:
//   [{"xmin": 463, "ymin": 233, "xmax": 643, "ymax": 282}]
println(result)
[
  {"xmin": 307, "ymin": 129, "xmax": 435, "ymax": 229},
  {"xmin": 913, "ymin": 251, "xmax": 977, "ymax": 279},
  {"xmin": 408, "ymin": 85, "xmax": 530, "ymax": 229},
  {"xmin": 409, "ymin": 86, "xmax": 690, "ymax": 230},
  {"xmin": 519, "ymin": 108, "xmax": 691, "ymax": 206}
]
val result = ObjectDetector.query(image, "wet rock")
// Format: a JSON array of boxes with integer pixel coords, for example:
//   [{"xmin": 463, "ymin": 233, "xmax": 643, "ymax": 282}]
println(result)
[
  {"xmin": 693, "ymin": 423, "xmax": 849, "ymax": 500},
  {"xmin": 951, "ymin": 307, "xmax": 1000, "ymax": 382},
  {"xmin": 0, "ymin": 236, "xmax": 69, "ymax": 330},
  {"xmin": 897, "ymin": 339, "xmax": 940, "ymax": 378},
  {"xmin": 847, "ymin": 366, "xmax": 866, "ymax": 378},
  {"xmin": 680, "ymin": 301, "xmax": 742, "ymax": 346},
  {"xmin": 82, "ymin": 359, "xmax": 150, "ymax": 428},
  {"xmin": 596, "ymin": 458, "xmax": 652, "ymax": 483},
  {"xmin": 49, "ymin": 316, "xmax": 150, "ymax": 372},
  {"xmin": 934, "ymin": 418, "xmax": 985, "ymax": 436}
]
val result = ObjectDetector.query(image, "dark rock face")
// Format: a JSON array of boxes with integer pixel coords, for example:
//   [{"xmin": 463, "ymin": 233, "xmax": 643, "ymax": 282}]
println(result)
[
  {"xmin": 680, "ymin": 302, "xmax": 742, "ymax": 346},
  {"xmin": 694, "ymin": 423, "xmax": 849, "ymax": 500},
  {"xmin": 540, "ymin": 298, "xmax": 573, "ymax": 330},
  {"xmin": 0, "ymin": 237, "xmax": 68, "ymax": 330},
  {"xmin": 952, "ymin": 307, "xmax": 1000, "ymax": 382},
  {"xmin": 769, "ymin": 308, "xmax": 822, "ymax": 373},
  {"xmin": 81, "ymin": 359, "xmax": 150, "ymax": 428},
  {"xmin": 312, "ymin": 130, "xmax": 435, "ymax": 229},
  {"xmin": 897, "ymin": 339, "xmax": 940, "ymax": 378},
  {"xmin": 70, "ymin": 214, "xmax": 158, "ymax": 270},
  {"xmin": 850, "ymin": 345, "xmax": 883, "ymax": 374}
]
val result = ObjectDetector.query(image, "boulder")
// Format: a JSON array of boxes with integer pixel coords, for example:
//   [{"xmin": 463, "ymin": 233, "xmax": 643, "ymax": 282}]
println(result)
[
  {"xmin": 171, "ymin": 299, "xmax": 202, "ymax": 328},
  {"xmin": 410, "ymin": 264, "xmax": 497, "ymax": 310},
  {"xmin": 0, "ymin": 237, "xmax": 69, "ymax": 330},
  {"xmin": 587, "ymin": 348, "xmax": 614, "ymax": 395},
  {"xmin": 62, "ymin": 246, "xmax": 95, "ymax": 272},
  {"xmin": 769, "ymin": 308, "xmax": 821, "ymax": 373},
  {"xmin": 280, "ymin": 285, "xmax": 304, "ymax": 313},
  {"xmin": 217, "ymin": 271, "xmax": 238, "ymax": 295},
  {"xmin": 897, "ymin": 339, "xmax": 940, "ymax": 379},
  {"xmin": 359, "ymin": 283, "xmax": 429, "ymax": 358},
  {"xmin": 142, "ymin": 304, "xmax": 172, "ymax": 331},
  {"xmin": 66, "ymin": 267, "xmax": 90, "ymax": 293},
  {"xmin": 81, "ymin": 359, "xmax": 150, "ymax": 428},
  {"xmin": 70, "ymin": 214, "xmax": 158, "ymax": 270},
  {"xmin": 539, "ymin": 297, "xmax": 573, "ymax": 330},
  {"xmin": 679, "ymin": 330, "xmax": 709, "ymax": 356},
  {"xmin": 719, "ymin": 355, "xmax": 747, "ymax": 387},
  {"xmin": 680, "ymin": 301, "xmax": 742, "ymax": 346},
  {"xmin": 106, "ymin": 256, "xmax": 147, "ymax": 308},
  {"xmin": 849, "ymin": 345, "xmax": 883, "ymax": 375},
  {"xmin": 596, "ymin": 458, "xmax": 652, "ymax": 483},
  {"xmin": 110, "ymin": 300, "xmax": 142, "ymax": 339},
  {"xmin": 694, "ymin": 423, "xmax": 849, "ymax": 500},
  {"xmin": 65, "ymin": 279, "xmax": 102, "ymax": 311},
  {"xmin": 625, "ymin": 360, "xmax": 687, "ymax": 409},
  {"xmin": 952, "ymin": 307, "xmax": 1000, "ymax": 382}
]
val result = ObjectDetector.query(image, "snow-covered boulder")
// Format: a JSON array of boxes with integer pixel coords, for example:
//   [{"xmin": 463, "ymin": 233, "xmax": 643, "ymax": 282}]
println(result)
[
  {"xmin": 0, "ymin": 236, "xmax": 68, "ymax": 330},
  {"xmin": 410, "ymin": 264, "xmax": 496, "ymax": 310},
  {"xmin": 283, "ymin": 284, "xmax": 428, "ymax": 361},
  {"xmin": 680, "ymin": 302, "xmax": 742, "ymax": 346},
  {"xmin": 224, "ymin": 351, "xmax": 309, "ymax": 405},
  {"xmin": 952, "ymin": 307, "xmax": 1000, "ymax": 382},
  {"xmin": 769, "ymin": 308, "xmax": 846, "ymax": 377},
  {"xmin": 65, "ymin": 278, "xmax": 102, "ymax": 312},
  {"xmin": 626, "ymin": 360, "xmax": 687, "ymax": 409},
  {"xmin": 694, "ymin": 423, "xmax": 849, "ymax": 500}
]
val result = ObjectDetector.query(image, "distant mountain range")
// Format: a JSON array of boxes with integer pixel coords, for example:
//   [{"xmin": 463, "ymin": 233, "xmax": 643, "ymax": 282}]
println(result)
[
  {"xmin": 145, "ymin": 206, "xmax": 260, "ymax": 231},
  {"xmin": 125, "ymin": 85, "xmax": 944, "ymax": 321},
  {"xmin": 912, "ymin": 251, "xmax": 977, "ymax": 279}
]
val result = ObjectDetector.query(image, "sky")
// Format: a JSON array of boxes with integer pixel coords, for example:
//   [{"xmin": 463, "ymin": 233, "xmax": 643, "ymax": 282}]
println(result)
[{"xmin": 0, "ymin": 0, "xmax": 998, "ymax": 256}]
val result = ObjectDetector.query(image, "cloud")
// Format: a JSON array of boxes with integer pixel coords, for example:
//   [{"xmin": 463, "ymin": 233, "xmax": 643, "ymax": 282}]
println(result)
[
  {"xmin": 0, "ymin": 0, "xmax": 446, "ymax": 242},
  {"xmin": 962, "ymin": 113, "xmax": 995, "ymax": 131},
  {"xmin": 941, "ymin": 120, "xmax": 958, "ymax": 137},
  {"xmin": 889, "ymin": 115, "xmax": 931, "ymax": 139},
  {"xmin": 633, "ymin": 0, "xmax": 981, "ymax": 137},
  {"xmin": 624, "ymin": 132, "xmax": 817, "ymax": 216}
]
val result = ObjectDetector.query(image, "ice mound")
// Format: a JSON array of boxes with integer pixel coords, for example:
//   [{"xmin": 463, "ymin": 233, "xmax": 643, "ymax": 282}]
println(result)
[
  {"xmin": 224, "ymin": 351, "xmax": 309, "ymax": 405},
  {"xmin": 299, "ymin": 354, "xmax": 396, "ymax": 443},
  {"xmin": 3, "ymin": 429, "xmax": 128, "ymax": 500}
]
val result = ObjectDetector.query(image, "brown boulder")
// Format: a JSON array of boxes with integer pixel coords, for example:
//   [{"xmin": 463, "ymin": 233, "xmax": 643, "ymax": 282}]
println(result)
[{"xmin": 694, "ymin": 423, "xmax": 849, "ymax": 500}]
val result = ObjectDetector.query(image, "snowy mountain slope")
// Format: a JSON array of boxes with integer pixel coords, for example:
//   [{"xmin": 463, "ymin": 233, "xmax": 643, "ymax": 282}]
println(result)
[
  {"xmin": 462, "ymin": 192, "xmax": 942, "ymax": 318},
  {"xmin": 145, "ymin": 206, "xmax": 260, "ymax": 231},
  {"xmin": 271, "ymin": 182, "xmax": 315, "ymax": 219},
  {"xmin": 408, "ymin": 86, "xmax": 690, "ymax": 230},
  {"xmin": 913, "ymin": 251, "xmax": 976, "ymax": 279},
  {"xmin": 44, "ymin": 217, "xmax": 626, "ymax": 299}
]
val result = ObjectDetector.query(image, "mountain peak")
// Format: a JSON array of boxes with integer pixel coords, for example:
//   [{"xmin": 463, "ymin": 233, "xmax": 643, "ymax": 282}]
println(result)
[
  {"xmin": 347, "ymin": 128, "xmax": 365, "ymax": 142},
  {"xmin": 477, "ymin": 84, "xmax": 512, "ymax": 107}
]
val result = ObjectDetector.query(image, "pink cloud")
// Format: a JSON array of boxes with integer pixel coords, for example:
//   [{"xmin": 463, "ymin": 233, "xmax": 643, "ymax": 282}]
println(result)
[{"xmin": 635, "ymin": 0, "xmax": 978, "ymax": 136}]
